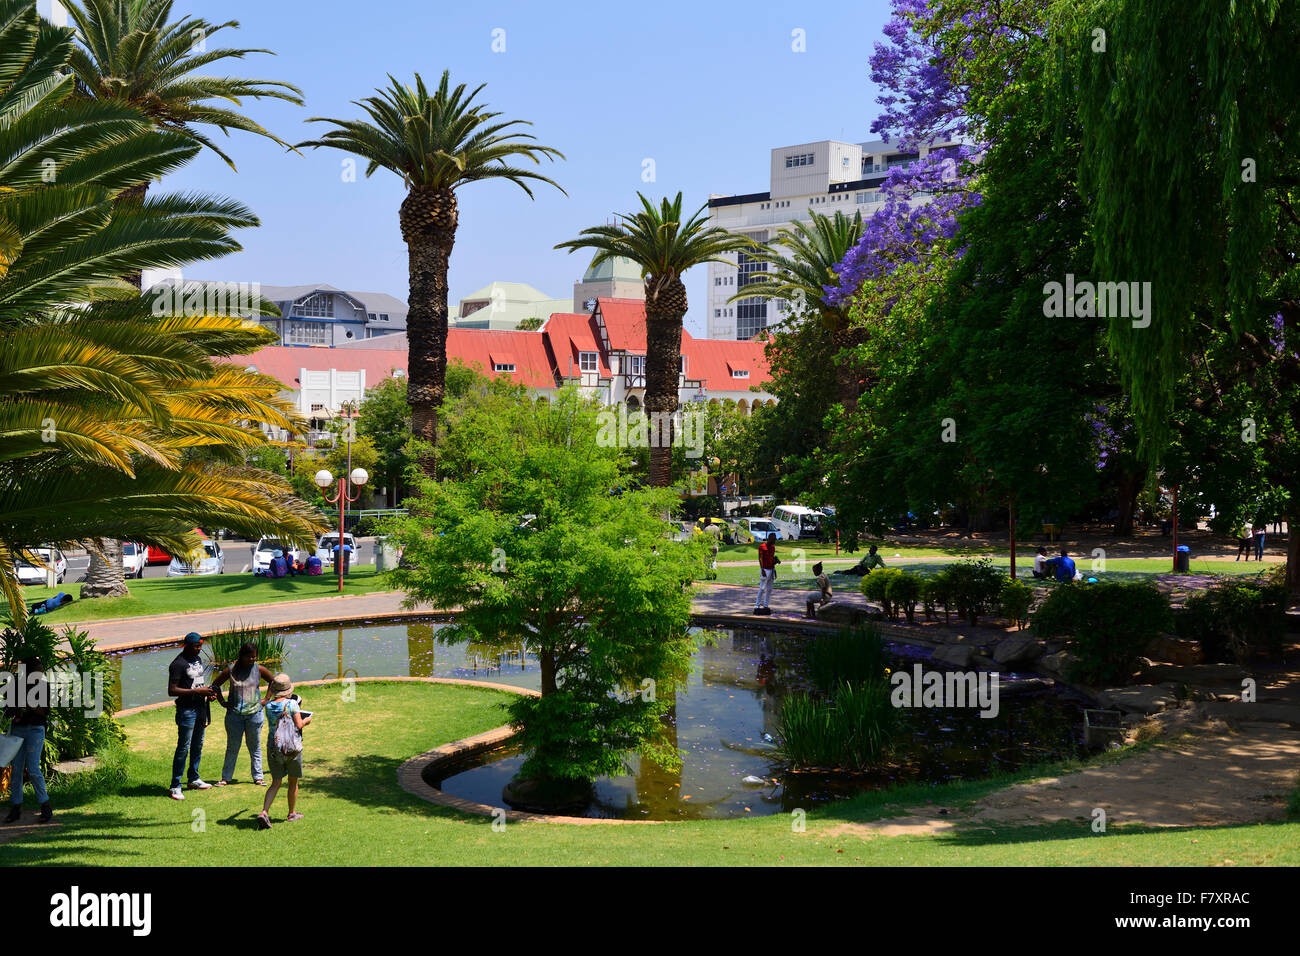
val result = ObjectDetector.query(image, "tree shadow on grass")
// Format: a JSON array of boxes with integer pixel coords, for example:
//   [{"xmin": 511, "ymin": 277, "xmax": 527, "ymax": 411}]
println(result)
[
  {"xmin": 0, "ymin": 812, "xmax": 182, "ymax": 866},
  {"xmin": 307, "ymin": 753, "xmax": 472, "ymax": 819}
]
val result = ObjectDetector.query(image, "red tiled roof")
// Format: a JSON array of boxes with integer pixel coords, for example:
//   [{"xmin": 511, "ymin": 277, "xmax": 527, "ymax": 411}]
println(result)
[
  {"xmin": 446, "ymin": 329, "xmax": 555, "ymax": 388},
  {"xmin": 596, "ymin": 297, "xmax": 648, "ymax": 351},
  {"xmin": 218, "ymin": 345, "xmax": 408, "ymax": 387},
  {"xmin": 681, "ymin": 337, "xmax": 770, "ymax": 391},
  {"xmin": 542, "ymin": 312, "xmax": 612, "ymax": 378}
]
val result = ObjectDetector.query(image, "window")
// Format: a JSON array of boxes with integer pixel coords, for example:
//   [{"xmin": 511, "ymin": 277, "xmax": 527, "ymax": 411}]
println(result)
[
  {"xmin": 295, "ymin": 293, "xmax": 333, "ymax": 317},
  {"xmin": 714, "ymin": 309, "xmax": 721, "ymax": 318},
  {"xmin": 783, "ymin": 152, "xmax": 814, "ymax": 168},
  {"xmin": 286, "ymin": 321, "xmax": 329, "ymax": 345},
  {"xmin": 579, "ymin": 351, "xmax": 597, "ymax": 373},
  {"xmin": 367, "ymin": 312, "xmax": 377, "ymax": 321},
  {"xmin": 628, "ymin": 355, "xmax": 645, "ymax": 376},
  {"xmin": 379, "ymin": 313, "xmax": 389, "ymax": 321},
  {"xmin": 493, "ymin": 362, "xmax": 516, "ymax": 373},
  {"xmin": 731, "ymin": 369, "xmax": 750, "ymax": 378},
  {"xmin": 679, "ymin": 355, "xmax": 687, "ymax": 375},
  {"xmin": 856, "ymin": 191, "xmax": 875, "ymax": 203}
]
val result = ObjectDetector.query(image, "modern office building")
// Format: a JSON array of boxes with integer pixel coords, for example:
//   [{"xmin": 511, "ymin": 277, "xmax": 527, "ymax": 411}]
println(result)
[{"xmin": 705, "ymin": 138, "xmax": 962, "ymax": 340}]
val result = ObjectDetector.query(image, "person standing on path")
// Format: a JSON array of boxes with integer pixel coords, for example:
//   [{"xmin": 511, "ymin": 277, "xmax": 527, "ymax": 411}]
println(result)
[
  {"xmin": 1237, "ymin": 520, "xmax": 1253, "ymax": 561},
  {"xmin": 257, "ymin": 674, "xmax": 312, "ymax": 829},
  {"xmin": 211, "ymin": 641, "xmax": 275, "ymax": 786},
  {"xmin": 754, "ymin": 533, "xmax": 779, "ymax": 615},
  {"xmin": 3, "ymin": 653, "xmax": 52, "ymax": 824},
  {"xmin": 167, "ymin": 632, "xmax": 216, "ymax": 800}
]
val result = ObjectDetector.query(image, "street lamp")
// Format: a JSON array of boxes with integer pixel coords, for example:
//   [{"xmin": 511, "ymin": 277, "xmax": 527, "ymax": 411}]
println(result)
[{"xmin": 314, "ymin": 466, "xmax": 369, "ymax": 592}]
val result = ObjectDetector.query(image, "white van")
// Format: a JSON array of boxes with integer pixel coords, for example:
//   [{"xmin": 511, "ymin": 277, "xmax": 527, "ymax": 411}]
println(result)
[{"xmin": 770, "ymin": 505, "xmax": 826, "ymax": 541}]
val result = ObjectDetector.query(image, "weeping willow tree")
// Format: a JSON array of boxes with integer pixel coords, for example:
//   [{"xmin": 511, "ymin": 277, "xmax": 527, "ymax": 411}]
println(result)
[{"xmin": 1065, "ymin": 0, "xmax": 1300, "ymax": 594}]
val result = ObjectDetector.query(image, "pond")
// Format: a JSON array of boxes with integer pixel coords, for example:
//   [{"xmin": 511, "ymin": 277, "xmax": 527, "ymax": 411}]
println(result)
[{"xmin": 110, "ymin": 620, "xmax": 1089, "ymax": 821}]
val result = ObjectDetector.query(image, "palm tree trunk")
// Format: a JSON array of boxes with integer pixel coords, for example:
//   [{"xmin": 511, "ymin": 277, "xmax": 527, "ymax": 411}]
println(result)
[
  {"xmin": 830, "ymin": 324, "xmax": 862, "ymax": 413},
  {"xmin": 400, "ymin": 187, "xmax": 458, "ymax": 479},
  {"xmin": 644, "ymin": 278, "xmax": 688, "ymax": 488},
  {"xmin": 81, "ymin": 540, "xmax": 129, "ymax": 600}
]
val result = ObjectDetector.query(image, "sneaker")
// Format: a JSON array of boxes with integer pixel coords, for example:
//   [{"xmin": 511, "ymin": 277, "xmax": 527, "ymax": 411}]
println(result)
[
  {"xmin": 168, "ymin": 787, "xmax": 185, "ymax": 801},
  {"xmin": 38, "ymin": 802, "xmax": 52, "ymax": 824},
  {"xmin": 187, "ymin": 780, "xmax": 212, "ymax": 791},
  {"xmin": 287, "ymin": 812, "xmax": 304, "ymax": 822},
  {"xmin": 3, "ymin": 805, "xmax": 20, "ymax": 824},
  {"xmin": 215, "ymin": 780, "xmax": 230, "ymax": 787},
  {"xmin": 253, "ymin": 779, "xmax": 266, "ymax": 786},
  {"xmin": 256, "ymin": 812, "xmax": 272, "ymax": 830}
]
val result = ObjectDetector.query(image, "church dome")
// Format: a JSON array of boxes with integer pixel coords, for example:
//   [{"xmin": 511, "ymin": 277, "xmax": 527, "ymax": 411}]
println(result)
[{"xmin": 581, "ymin": 256, "xmax": 643, "ymax": 283}]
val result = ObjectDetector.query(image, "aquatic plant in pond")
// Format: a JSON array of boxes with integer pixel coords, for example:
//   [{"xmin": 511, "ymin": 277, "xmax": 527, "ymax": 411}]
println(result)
[
  {"xmin": 777, "ymin": 680, "xmax": 900, "ymax": 771},
  {"xmin": 203, "ymin": 621, "xmax": 287, "ymax": 669}
]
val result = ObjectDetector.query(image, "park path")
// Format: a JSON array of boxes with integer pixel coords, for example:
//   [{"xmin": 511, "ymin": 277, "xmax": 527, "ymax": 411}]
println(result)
[{"xmin": 78, "ymin": 583, "xmax": 851, "ymax": 651}]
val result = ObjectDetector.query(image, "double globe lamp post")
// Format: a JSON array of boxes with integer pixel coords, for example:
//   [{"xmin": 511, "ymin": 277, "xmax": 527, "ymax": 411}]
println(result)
[{"xmin": 314, "ymin": 467, "xmax": 369, "ymax": 593}]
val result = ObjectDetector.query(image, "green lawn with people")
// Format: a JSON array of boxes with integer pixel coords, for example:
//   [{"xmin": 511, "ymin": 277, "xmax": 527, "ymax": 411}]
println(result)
[
  {"xmin": 19, "ymin": 567, "xmax": 394, "ymax": 624},
  {"xmin": 2, "ymin": 681, "xmax": 1295, "ymax": 867}
]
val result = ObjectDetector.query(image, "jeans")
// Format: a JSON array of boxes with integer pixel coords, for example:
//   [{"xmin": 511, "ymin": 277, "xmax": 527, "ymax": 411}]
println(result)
[
  {"xmin": 755, "ymin": 568, "xmax": 775, "ymax": 608},
  {"xmin": 7, "ymin": 725, "xmax": 48, "ymax": 806},
  {"xmin": 221, "ymin": 708, "xmax": 265, "ymax": 782},
  {"xmin": 171, "ymin": 706, "xmax": 206, "ymax": 789},
  {"xmin": 1255, "ymin": 533, "xmax": 1266, "ymax": 560}
]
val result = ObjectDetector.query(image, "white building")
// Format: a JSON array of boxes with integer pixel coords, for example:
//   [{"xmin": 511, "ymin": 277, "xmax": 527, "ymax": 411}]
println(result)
[{"xmin": 705, "ymin": 138, "xmax": 961, "ymax": 340}]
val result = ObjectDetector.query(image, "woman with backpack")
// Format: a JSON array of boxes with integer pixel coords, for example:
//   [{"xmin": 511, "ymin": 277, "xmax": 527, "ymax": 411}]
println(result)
[{"xmin": 257, "ymin": 673, "xmax": 312, "ymax": 830}]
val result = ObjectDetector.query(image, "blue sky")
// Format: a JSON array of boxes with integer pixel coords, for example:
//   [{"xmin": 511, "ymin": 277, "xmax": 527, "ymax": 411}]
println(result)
[{"xmin": 168, "ymin": 0, "xmax": 895, "ymax": 336}]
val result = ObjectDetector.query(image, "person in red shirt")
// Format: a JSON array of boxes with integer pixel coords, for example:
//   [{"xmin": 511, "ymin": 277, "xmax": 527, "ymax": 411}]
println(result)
[{"xmin": 754, "ymin": 533, "xmax": 779, "ymax": 615}]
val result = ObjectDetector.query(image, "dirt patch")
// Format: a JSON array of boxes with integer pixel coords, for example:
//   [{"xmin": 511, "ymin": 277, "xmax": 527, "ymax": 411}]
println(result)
[{"xmin": 828, "ymin": 725, "xmax": 1300, "ymax": 839}]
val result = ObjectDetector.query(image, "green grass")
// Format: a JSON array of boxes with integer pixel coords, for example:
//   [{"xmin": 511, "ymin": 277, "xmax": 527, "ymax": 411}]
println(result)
[
  {"xmin": 3, "ymin": 681, "xmax": 1296, "ymax": 867},
  {"xmin": 18, "ymin": 566, "xmax": 395, "ymax": 624}
]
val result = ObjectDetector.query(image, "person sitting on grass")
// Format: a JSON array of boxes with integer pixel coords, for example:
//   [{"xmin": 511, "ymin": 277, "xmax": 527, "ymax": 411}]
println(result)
[
  {"xmin": 805, "ymin": 562, "xmax": 833, "ymax": 618},
  {"xmin": 257, "ymin": 673, "xmax": 312, "ymax": 830},
  {"xmin": 1031, "ymin": 546, "xmax": 1050, "ymax": 578},
  {"xmin": 841, "ymin": 545, "xmax": 885, "ymax": 576},
  {"xmin": 1053, "ymin": 549, "xmax": 1078, "ymax": 582},
  {"xmin": 210, "ymin": 641, "xmax": 276, "ymax": 787}
]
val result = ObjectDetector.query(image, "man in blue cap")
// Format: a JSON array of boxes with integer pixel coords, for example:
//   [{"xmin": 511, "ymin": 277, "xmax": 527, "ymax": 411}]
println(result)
[{"xmin": 167, "ymin": 632, "xmax": 216, "ymax": 800}]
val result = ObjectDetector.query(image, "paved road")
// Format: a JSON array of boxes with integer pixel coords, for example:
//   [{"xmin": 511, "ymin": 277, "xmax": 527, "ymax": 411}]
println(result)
[{"xmin": 60, "ymin": 537, "xmax": 380, "ymax": 583}]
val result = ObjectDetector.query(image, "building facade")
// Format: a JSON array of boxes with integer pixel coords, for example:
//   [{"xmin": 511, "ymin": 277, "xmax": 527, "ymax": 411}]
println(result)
[
  {"xmin": 256, "ymin": 284, "xmax": 407, "ymax": 346},
  {"xmin": 705, "ymin": 138, "xmax": 961, "ymax": 340}
]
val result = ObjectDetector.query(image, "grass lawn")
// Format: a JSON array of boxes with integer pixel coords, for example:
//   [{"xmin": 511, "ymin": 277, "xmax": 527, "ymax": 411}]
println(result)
[
  {"xmin": 3, "ymin": 681, "xmax": 1295, "ymax": 867},
  {"xmin": 19, "ymin": 566, "xmax": 395, "ymax": 625}
]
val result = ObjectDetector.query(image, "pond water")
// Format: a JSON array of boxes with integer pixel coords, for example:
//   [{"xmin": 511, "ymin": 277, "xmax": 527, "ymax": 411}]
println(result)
[{"xmin": 111, "ymin": 620, "xmax": 1088, "ymax": 821}]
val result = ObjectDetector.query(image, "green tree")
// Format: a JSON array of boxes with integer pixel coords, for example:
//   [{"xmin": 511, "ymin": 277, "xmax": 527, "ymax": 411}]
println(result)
[
  {"xmin": 556, "ymin": 193, "xmax": 754, "ymax": 486},
  {"xmin": 357, "ymin": 376, "xmax": 414, "ymax": 507},
  {"xmin": 298, "ymin": 72, "xmax": 564, "ymax": 476},
  {"xmin": 384, "ymin": 387, "xmax": 707, "ymax": 792}
]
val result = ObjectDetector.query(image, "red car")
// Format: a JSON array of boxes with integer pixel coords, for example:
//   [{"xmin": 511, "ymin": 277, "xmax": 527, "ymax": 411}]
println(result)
[{"xmin": 145, "ymin": 528, "xmax": 207, "ymax": 565}]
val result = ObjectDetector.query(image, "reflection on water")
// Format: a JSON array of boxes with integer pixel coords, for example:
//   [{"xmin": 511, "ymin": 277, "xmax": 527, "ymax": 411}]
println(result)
[{"xmin": 114, "ymin": 620, "xmax": 1087, "ymax": 821}]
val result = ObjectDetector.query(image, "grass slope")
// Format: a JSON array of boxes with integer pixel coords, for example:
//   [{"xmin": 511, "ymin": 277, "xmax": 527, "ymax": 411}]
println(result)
[{"xmin": 2, "ymin": 682, "xmax": 1295, "ymax": 867}]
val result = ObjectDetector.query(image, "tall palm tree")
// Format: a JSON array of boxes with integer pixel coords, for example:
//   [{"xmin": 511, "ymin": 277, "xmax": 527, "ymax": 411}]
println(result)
[
  {"xmin": 64, "ymin": 0, "xmax": 304, "ymax": 199},
  {"xmin": 726, "ymin": 210, "xmax": 867, "ymax": 411},
  {"xmin": 0, "ymin": 0, "xmax": 324, "ymax": 615},
  {"xmin": 557, "ymin": 193, "xmax": 755, "ymax": 486},
  {"xmin": 297, "ymin": 71, "xmax": 564, "ymax": 475}
]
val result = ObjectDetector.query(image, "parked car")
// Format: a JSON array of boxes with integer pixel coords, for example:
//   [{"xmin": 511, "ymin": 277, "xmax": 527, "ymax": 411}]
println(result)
[
  {"xmin": 167, "ymin": 540, "xmax": 224, "ymax": 577},
  {"xmin": 144, "ymin": 544, "xmax": 172, "ymax": 565},
  {"xmin": 770, "ymin": 505, "xmax": 827, "ymax": 541},
  {"xmin": 317, "ymin": 533, "xmax": 357, "ymax": 568},
  {"xmin": 15, "ymin": 548, "xmax": 67, "ymax": 585},
  {"xmin": 122, "ymin": 542, "xmax": 147, "ymax": 579},
  {"xmin": 735, "ymin": 517, "xmax": 782, "ymax": 543},
  {"xmin": 692, "ymin": 517, "xmax": 734, "ymax": 544},
  {"xmin": 252, "ymin": 537, "xmax": 309, "ymax": 574}
]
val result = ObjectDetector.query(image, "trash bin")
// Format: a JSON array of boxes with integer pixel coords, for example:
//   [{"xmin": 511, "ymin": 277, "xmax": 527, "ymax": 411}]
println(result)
[
  {"xmin": 375, "ymin": 537, "xmax": 397, "ymax": 572},
  {"xmin": 1175, "ymin": 545, "xmax": 1190, "ymax": 572}
]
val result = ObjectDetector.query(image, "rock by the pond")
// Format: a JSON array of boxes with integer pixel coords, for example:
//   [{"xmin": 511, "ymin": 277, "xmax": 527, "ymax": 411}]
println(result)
[
  {"xmin": 1037, "ymin": 650, "xmax": 1077, "ymax": 677},
  {"xmin": 815, "ymin": 602, "xmax": 881, "ymax": 625},
  {"xmin": 993, "ymin": 635, "xmax": 1043, "ymax": 667},
  {"xmin": 741, "ymin": 775, "xmax": 768, "ymax": 787},
  {"xmin": 931, "ymin": 644, "xmax": 974, "ymax": 668},
  {"xmin": 1098, "ymin": 684, "xmax": 1180, "ymax": 715},
  {"xmin": 1144, "ymin": 633, "xmax": 1204, "ymax": 666}
]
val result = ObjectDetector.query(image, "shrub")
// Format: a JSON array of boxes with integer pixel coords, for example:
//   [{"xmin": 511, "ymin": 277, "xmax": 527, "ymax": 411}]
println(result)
[
  {"xmin": 0, "ymin": 619, "xmax": 125, "ymax": 776},
  {"xmin": 999, "ymin": 578, "xmax": 1034, "ymax": 629},
  {"xmin": 885, "ymin": 571, "xmax": 923, "ymax": 624},
  {"xmin": 1032, "ymin": 582, "xmax": 1172, "ymax": 685},
  {"xmin": 203, "ymin": 621, "xmax": 287, "ymax": 670},
  {"xmin": 859, "ymin": 568, "xmax": 902, "ymax": 619},
  {"xmin": 944, "ymin": 558, "xmax": 1004, "ymax": 625},
  {"xmin": 1177, "ymin": 579, "xmax": 1287, "ymax": 663},
  {"xmin": 777, "ymin": 679, "xmax": 899, "ymax": 770},
  {"xmin": 805, "ymin": 625, "xmax": 889, "ymax": 694},
  {"xmin": 922, "ymin": 571, "xmax": 953, "ymax": 624}
]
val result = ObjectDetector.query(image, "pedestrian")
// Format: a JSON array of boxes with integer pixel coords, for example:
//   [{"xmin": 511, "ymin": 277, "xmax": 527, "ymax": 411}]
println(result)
[
  {"xmin": 167, "ymin": 631, "xmax": 216, "ymax": 800},
  {"xmin": 3, "ymin": 653, "xmax": 52, "ymax": 824},
  {"xmin": 805, "ymin": 562, "xmax": 833, "ymax": 618},
  {"xmin": 1253, "ymin": 523, "xmax": 1267, "ymax": 561},
  {"xmin": 1236, "ymin": 520, "xmax": 1252, "ymax": 561},
  {"xmin": 1031, "ymin": 546, "xmax": 1050, "ymax": 579},
  {"xmin": 210, "ymin": 641, "xmax": 275, "ymax": 787},
  {"xmin": 257, "ymin": 673, "xmax": 312, "ymax": 829},
  {"xmin": 753, "ymin": 532, "xmax": 779, "ymax": 615}
]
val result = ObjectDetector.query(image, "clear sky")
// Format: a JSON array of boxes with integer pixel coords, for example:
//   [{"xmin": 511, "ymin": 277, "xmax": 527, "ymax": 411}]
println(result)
[{"xmin": 165, "ymin": 0, "xmax": 895, "ymax": 336}]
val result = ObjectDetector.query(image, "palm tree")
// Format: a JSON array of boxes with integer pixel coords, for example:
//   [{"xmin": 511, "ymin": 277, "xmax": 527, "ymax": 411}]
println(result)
[
  {"xmin": 726, "ymin": 210, "xmax": 867, "ymax": 411},
  {"xmin": 297, "ymin": 71, "xmax": 564, "ymax": 475},
  {"xmin": 556, "ymin": 193, "xmax": 754, "ymax": 486},
  {"xmin": 64, "ymin": 0, "xmax": 304, "ymax": 201},
  {"xmin": 0, "ymin": 1, "xmax": 324, "ymax": 615}
]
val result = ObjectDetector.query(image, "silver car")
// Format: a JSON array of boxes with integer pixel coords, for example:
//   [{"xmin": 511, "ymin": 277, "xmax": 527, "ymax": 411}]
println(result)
[{"xmin": 167, "ymin": 540, "xmax": 224, "ymax": 577}]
